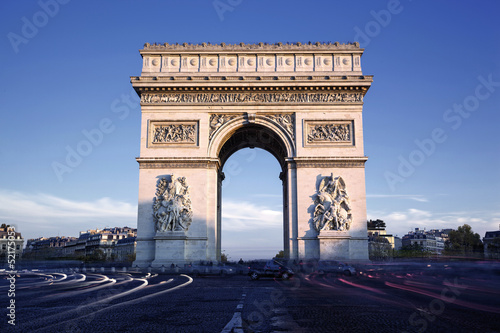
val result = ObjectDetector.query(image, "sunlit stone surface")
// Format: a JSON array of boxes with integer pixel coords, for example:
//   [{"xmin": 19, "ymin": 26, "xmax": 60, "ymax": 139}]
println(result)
[{"xmin": 131, "ymin": 42, "xmax": 373, "ymax": 267}]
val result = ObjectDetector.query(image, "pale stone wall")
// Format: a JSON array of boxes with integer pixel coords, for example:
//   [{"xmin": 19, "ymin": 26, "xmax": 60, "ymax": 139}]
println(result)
[{"xmin": 132, "ymin": 42, "xmax": 372, "ymax": 266}]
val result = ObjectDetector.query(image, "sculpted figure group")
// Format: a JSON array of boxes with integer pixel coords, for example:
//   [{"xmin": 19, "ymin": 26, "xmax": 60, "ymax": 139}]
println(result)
[
  {"xmin": 152, "ymin": 124, "xmax": 196, "ymax": 143},
  {"xmin": 312, "ymin": 174, "xmax": 352, "ymax": 232},
  {"xmin": 308, "ymin": 124, "xmax": 350, "ymax": 143},
  {"xmin": 153, "ymin": 174, "xmax": 193, "ymax": 232}
]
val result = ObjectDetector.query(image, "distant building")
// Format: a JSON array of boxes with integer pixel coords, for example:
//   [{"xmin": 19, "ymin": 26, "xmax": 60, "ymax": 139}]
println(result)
[
  {"xmin": 402, "ymin": 228, "xmax": 445, "ymax": 254},
  {"xmin": 367, "ymin": 220, "xmax": 401, "ymax": 259},
  {"xmin": 64, "ymin": 227, "xmax": 137, "ymax": 260},
  {"xmin": 0, "ymin": 227, "xmax": 24, "ymax": 260},
  {"xmin": 24, "ymin": 236, "xmax": 77, "ymax": 259},
  {"xmin": 85, "ymin": 227, "xmax": 137, "ymax": 260},
  {"xmin": 483, "ymin": 230, "xmax": 500, "ymax": 259},
  {"xmin": 113, "ymin": 236, "xmax": 137, "ymax": 262}
]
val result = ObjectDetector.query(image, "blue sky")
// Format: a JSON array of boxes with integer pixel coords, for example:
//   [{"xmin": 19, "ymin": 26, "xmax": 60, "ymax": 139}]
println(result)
[{"xmin": 0, "ymin": 0, "xmax": 499, "ymax": 260}]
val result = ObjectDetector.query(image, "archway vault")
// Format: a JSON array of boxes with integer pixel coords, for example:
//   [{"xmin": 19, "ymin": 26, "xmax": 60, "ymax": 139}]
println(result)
[
  {"xmin": 131, "ymin": 41, "xmax": 373, "ymax": 267},
  {"xmin": 209, "ymin": 114, "xmax": 295, "ymax": 170}
]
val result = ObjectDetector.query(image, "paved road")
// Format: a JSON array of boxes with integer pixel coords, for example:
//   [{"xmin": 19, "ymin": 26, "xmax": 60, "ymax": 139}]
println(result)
[{"xmin": 1, "ymin": 263, "xmax": 499, "ymax": 332}]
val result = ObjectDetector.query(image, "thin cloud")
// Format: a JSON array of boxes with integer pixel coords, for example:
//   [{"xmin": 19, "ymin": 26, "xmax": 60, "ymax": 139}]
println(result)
[
  {"xmin": 250, "ymin": 194, "xmax": 282, "ymax": 199},
  {"xmin": 368, "ymin": 208, "xmax": 498, "ymax": 237},
  {"xmin": 222, "ymin": 200, "xmax": 282, "ymax": 231},
  {"xmin": 0, "ymin": 189, "xmax": 137, "ymax": 240},
  {"xmin": 367, "ymin": 194, "xmax": 429, "ymax": 202}
]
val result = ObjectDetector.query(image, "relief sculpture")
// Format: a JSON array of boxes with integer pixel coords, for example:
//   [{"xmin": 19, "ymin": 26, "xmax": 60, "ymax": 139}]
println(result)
[
  {"xmin": 312, "ymin": 174, "xmax": 352, "ymax": 232},
  {"xmin": 153, "ymin": 175, "xmax": 193, "ymax": 232},
  {"xmin": 152, "ymin": 124, "xmax": 196, "ymax": 144},
  {"xmin": 209, "ymin": 114, "xmax": 238, "ymax": 139},
  {"xmin": 307, "ymin": 123, "xmax": 351, "ymax": 143},
  {"xmin": 141, "ymin": 92, "xmax": 363, "ymax": 105},
  {"xmin": 266, "ymin": 114, "xmax": 295, "ymax": 139}
]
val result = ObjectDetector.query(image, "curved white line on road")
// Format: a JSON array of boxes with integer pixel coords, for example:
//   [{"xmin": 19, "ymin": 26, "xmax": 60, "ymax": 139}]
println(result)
[
  {"xmin": 41, "ymin": 278, "xmax": 117, "ymax": 300},
  {"xmin": 30, "ymin": 276, "xmax": 191, "ymax": 332}
]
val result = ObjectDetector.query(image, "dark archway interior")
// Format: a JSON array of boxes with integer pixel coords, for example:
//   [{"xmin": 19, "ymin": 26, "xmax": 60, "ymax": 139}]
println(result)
[
  {"xmin": 218, "ymin": 124, "xmax": 288, "ymax": 172},
  {"xmin": 216, "ymin": 124, "xmax": 290, "ymax": 260}
]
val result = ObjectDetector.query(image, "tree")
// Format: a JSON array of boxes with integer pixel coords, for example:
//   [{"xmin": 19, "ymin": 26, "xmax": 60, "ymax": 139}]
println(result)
[
  {"xmin": 445, "ymin": 224, "xmax": 483, "ymax": 256},
  {"xmin": 126, "ymin": 253, "xmax": 136, "ymax": 262},
  {"xmin": 367, "ymin": 219, "xmax": 386, "ymax": 230},
  {"xmin": 369, "ymin": 235, "xmax": 391, "ymax": 260},
  {"xmin": 220, "ymin": 250, "xmax": 228, "ymax": 263},
  {"xmin": 87, "ymin": 249, "xmax": 106, "ymax": 262},
  {"xmin": 274, "ymin": 250, "xmax": 285, "ymax": 258},
  {"xmin": 396, "ymin": 243, "xmax": 432, "ymax": 258}
]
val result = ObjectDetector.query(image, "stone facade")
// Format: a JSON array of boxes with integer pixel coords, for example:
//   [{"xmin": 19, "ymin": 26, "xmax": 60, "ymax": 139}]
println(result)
[
  {"xmin": 131, "ymin": 42, "xmax": 373, "ymax": 266},
  {"xmin": 0, "ymin": 227, "xmax": 23, "ymax": 260}
]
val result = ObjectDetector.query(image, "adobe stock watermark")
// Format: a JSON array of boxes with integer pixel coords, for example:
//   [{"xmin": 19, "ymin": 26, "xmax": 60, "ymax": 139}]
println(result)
[
  {"xmin": 51, "ymin": 92, "xmax": 139, "ymax": 183},
  {"xmin": 6, "ymin": 226, "xmax": 18, "ymax": 326},
  {"xmin": 353, "ymin": 0, "xmax": 408, "ymax": 48},
  {"xmin": 385, "ymin": 74, "xmax": 500, "ymax": 191},
  {"xmin": 7, "ymin": 0, "xmax": 71, "ymax": 54},
  {"xmin": 242, "ymin": 275, "xmax": 303, "ymax": 332},
  {"xmin": 213, "ymin": 0, "xmax": 243, "ymax": 21},
  {"xmin": 403, "ymin": 277, "xmax": 467, "ymax": 333}
]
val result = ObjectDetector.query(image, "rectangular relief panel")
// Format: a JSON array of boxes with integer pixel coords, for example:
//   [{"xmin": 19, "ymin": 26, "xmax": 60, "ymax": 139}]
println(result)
[
  {"xmin": 304, "ymin": 120, "xmax": 354, "ymax": 147},
  {"xmin": 148, "ymin": 120, "xmax": 199, "ymax": 147}
]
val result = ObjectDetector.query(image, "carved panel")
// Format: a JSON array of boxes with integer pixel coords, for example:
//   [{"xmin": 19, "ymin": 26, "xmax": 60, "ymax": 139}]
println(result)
[
  {"xmin": 264, "ymin": 114, "xmax": 295, "ymax": 140},
  {"xmin": 141, "ymin": 92, "xmax": 363, "ymax": 105},
  {"xmin": 304, "ymin": 120, "xmax": 353, "ymax": 147},
  {"xmin": 149, "ymin": 121, "xmax": 198, "ymax": 147},
  {"xmin": 209, "ymin": 114, "xmax": 239, "ymax": 139}
]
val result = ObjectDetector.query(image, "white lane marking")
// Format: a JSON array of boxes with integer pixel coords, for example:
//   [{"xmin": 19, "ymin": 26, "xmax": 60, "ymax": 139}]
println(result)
[
  {"xmin": 221, "ymin": 293, "xmax": 246, "ymax": 333},
  {"xmin": 221, "ymin": 312, "xmax": 243, "ymax": 333}
]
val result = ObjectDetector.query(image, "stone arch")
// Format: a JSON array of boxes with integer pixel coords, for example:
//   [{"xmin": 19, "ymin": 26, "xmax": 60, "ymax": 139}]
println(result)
[
  {"xmin": 131, "ymin": 41, "xmax": 372, "ymax": 267},
  {"xmin": 208, "ymin": 114, "xmax": 296, "ymax": 164},
  {"xmin": 209, "ymin": 116, "xmax": 296, "ymax": 260}
]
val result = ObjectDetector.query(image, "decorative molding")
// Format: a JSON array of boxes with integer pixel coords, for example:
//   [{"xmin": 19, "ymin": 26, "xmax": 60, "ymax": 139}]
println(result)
[
  {"xmin": 209, "ymin": 114, "xmax": 239, "ymax": 140},
  {"xmin": 131, "ymin": 76, "xmax": 373, "ymax": 83},
  {"xmin": 264, "ymin": 114, "xmax": 295, "ymax": 140},
  {"xmin": 304, "ymin": 120, "xmax": 353, "ymax": 146},
  {"xmin": 312, "ymin": 175, "xmax": 352, "ymax": 232},
  {"xmin": 142, "ymin": 41, "xmax": 361, "ymax": 52},
  {"xmin": 137, "ymin": 157, "xmax": 220, "ymax": 169},
  {"xmin": 289, "ymin": 157, "xmax": 367, "ymax": 168},
  {"xmin": 153, "ymin": 175, "xmax": 193, "ymax": 232},
  {"xmin": 149, "ymin": 121, "xmax": 198, "ymax": 147},
  {"xmin": 141, "ymin": 92, "xmax": 363, "ymax": 105}
]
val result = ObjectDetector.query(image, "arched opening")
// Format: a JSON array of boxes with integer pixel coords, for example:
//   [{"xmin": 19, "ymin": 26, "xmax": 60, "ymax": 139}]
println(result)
[
  {"xmin": 221, "ymin": 148, "xmax": 283, "ymax": 261},
  {"xmin": 216, "ymin": 124, "xmax": 291, "ymax": 261}
]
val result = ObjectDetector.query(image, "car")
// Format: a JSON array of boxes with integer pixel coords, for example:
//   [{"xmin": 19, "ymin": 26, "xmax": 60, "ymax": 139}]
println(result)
[
  {"xmin": 315, "ymin": 260, "xmax": 356, "ymax": 276},
  {"xmin": 248, "ymin": 259, "xmax": 294, "ymax": 280}
]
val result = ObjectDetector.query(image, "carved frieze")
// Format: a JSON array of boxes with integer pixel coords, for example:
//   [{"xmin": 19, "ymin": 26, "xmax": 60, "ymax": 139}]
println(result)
[
  {"xmin": 312, "ymin": 175, "xmax": 352, "ymax": 233},
  {"xmin": 305, "ymin": 120, "xmax": 353, "ymax": 146},
  {"xmin": 149, "ymin": 121, "xmax": 198, "ymax": 146},
  {"xmin": 209, "ymin": 114, "xmax": 239, "ymax": 139},
  {"xmin": 141, "ymin": 92, "xmax": 363, "ymax": 105},
  {"xmin": 153, "ymin": 175, "xmax": 193, "ymax": 232},
  {"xmin": 265, "ymin": 114, "xmax": 295, "ymax": 139}
]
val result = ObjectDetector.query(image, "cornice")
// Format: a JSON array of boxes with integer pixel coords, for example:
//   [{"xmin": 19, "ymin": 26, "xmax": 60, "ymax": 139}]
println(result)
[
  {"xmin": 287, "ymin": 156, "xmax": 368, "ymax": 168},
  {"xmin": 136, "ymin": 157, "xmax": 220, "ymax": 169},
  {"xmin": 131, "ymin": 75, "xmax": 373, "ymax": 86},
  {"xmin": 141, "ymin": 41, "xmax": 362, "ymax": 53}
]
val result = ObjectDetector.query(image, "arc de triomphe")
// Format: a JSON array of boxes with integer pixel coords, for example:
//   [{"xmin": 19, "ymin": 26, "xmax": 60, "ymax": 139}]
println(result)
[{"xmin": 131, "ymin": 42, "xmax": 372, "ymax": 267}]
